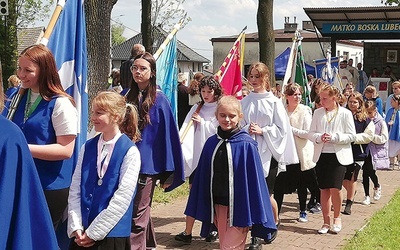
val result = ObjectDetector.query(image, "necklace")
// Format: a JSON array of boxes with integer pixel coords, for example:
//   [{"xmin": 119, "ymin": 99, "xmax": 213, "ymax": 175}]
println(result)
[{"xmin": 325, "ymin": 106, "xmax": 338, "ymax": 124}]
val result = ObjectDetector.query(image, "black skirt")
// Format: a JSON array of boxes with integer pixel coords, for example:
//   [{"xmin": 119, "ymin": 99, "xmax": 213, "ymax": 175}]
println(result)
[
  {"xmin": 274, "ymin": 163, "xmax": 301, "ymax": 194},
  {"xmin": 315, "ymin": 153, "xmax": 346, "ymax": 189},
  {"xmin": 69, "ymin": 237, "xmax": 130, "ymax": 250}
]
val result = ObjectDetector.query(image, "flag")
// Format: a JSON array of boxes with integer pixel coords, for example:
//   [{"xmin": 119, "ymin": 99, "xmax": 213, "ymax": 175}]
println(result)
[
  {"xmin": 46, "ymin": 2, "xmax": 87, "ymax": 248},
  {"xmin": 314, "ymin": 53, "xmax": 343, "ymax": 91},
  {"xmin": 282, "ymin": 39, "xmax": 297, "ymax": 88},
  {"xmin": 46, "ymin": 0, "xmax": 88, "ymax": 157},
  {"xmin": 215, "ymin": 30, "xmax": 245, "ymax": 98},
  {"xmin": 156, "ymin": 35, "xmax": 178, "ymax": 121},
  {"xmin": 294, "ymin": 42, "xmax": 310, "ymax": 105}
]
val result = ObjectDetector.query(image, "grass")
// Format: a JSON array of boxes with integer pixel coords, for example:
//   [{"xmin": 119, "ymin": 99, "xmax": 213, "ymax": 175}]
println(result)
[
  {"xmin": 344, "ymin": 189, "xmax": 400, "ymax": 250},
  {"xmin": 152, "ymin": 181, "xmax": 190, "ymax": 204}
]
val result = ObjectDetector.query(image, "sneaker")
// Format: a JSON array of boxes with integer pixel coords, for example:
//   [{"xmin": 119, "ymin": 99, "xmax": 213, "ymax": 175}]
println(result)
[
  {"xmin": 374, "ymin": 186, "xmax": 382, "ymax": 201},
  {"xmin": 307, "ymin": 201, "xmax": 315, "ymax": 211},
  {"xmin": 174, "ymin": 231, "xmax": 192, "ymax": 244},
  {"xmin": 298, "ymin": 211, "xmax": 308, "ymax": 222},
  {"xmin": 309, "ymin": 203, "xmax": 322, "ymax": 214},
  {"xmin": 342, "ymin": 200, "xmax": 352, "ymax": 215},
  {"xmin": 362, "ymin": 196, "xmax": 371, "ymax": 205},
  {"xmin": 205, "ymin": 230, "xmax": 218, "ymax": 242},
  {"xmin": 247, "ymin": 237, "xmax": 262, "ymax": 250}
]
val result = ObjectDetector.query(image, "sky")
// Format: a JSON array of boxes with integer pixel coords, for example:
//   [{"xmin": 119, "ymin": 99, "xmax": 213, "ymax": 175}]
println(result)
[
  {"xmin": 110, "ymin": 0, "xmax": 383, "ymax": 63},
  {"xmin": 37, "ymin": 0, "xmax": 384, "ymax": 63}
]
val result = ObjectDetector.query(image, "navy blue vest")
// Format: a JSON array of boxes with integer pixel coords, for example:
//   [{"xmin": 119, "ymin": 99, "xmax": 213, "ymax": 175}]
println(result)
[
  {"xmin": 3, "ymin": 89, "xmax": 74, "ymax": 190},
  {"xmin": 80, "ymin": 134, "xmax": 135, "ymax": 237}
]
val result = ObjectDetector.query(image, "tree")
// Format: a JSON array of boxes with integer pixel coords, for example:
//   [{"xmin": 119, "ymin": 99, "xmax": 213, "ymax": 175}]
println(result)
[
  {"xmin": 84, "ymin": 0, "xmax": 117, "ymax": 112},
  {"xmin": 0, "ymin": 0, "xmax": 53, "ymax": 90},
  {"xmin": 151, "ymin": 0, "xmax": 190, "ymax": 30},
  {"xmin": 257, "ymin": 0, "xmax": 275, "ymax": 83},
  {"xmin": 382, "ymin": 0, "xmax": 399, "ymax": 5},
  {"xmin": 111, "ymin": 22, "xmax": 126, "ymax": 47},
  {"xmin": 141, "ymin": 0, "xmax": 190, "ymax": 53},
  {"xmin": 141, "ymin": 0, "xmax": 152, "ymax": 52}
]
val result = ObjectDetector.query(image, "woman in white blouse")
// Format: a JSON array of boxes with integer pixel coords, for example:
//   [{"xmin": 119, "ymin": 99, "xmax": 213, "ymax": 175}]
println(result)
[{"xmin": 308, "ymin": 83, "xmax": 356, "ymax": 234}]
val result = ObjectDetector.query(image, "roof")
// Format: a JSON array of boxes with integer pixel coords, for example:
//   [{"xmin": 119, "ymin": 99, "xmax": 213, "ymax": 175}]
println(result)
[
  {"xmin": 211, "ymin": 29, "xmax": 331, "ymax": 43},
  {"xmin": 111, "ymin": 26, "xmax": 210, "ymax": 63},
  {"xmin": 17, "ymin": 27, "xmax": 44, "ymax": 54},
  {"xmin": 304, "ymin": 6, "xmax": 400, "ymax": 39}
]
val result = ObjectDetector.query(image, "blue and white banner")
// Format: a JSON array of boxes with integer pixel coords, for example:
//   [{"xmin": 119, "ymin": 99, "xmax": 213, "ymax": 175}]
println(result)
[
  {"xmin": 156, "ymin": 35, "xmax": 178, "ymax": 121},
  {"xmin": 47, "ymin": 0, "xmax": 88, "ymax": 158},
  {"xmin": 314, "ymin": 56, "xmax": 339, "ymax": 83}
]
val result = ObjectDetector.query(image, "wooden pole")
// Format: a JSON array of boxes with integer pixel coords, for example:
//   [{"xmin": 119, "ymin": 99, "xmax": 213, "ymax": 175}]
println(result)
[
  {"xmin": 40, "ymin": 0, "xmax": 66, "ymax": 46},
  {"xmin": 180, "ymin": 102, "xmax": 203, "ymax": 143},
  {"xmin": 153, "ymin": 14, "xmax": 186, "ymax": 61}
]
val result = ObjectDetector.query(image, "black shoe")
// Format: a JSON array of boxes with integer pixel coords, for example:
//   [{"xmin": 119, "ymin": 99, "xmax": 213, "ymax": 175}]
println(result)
[
  {"xmin": 342, "ymin": 200, "xmax": 352, "ymax": 215},
  {"xmin": 247, "ymin": 237, "xmax": 262, "ymax": 250},
  {"xmin": 205, "ymin": 230, "xmax": 218, "ymax": 242},
  {"xmin": 174, "ymin": 231, "xmax": 192, "ymax": 244},
  {"xmin": 264, "ymin": 229, "xmax": 278, "ymax": 244}
]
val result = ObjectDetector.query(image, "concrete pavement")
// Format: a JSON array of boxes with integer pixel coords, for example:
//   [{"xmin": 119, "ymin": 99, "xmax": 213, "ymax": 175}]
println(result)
[{"xmin": 150, "ymin": 169, "xmax": 400, "ymax": 249}]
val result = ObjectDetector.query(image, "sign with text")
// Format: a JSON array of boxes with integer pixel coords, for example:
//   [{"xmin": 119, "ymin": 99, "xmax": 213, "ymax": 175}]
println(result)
[{"xmin": 322, "ymin": 22, "xmax": 400, "ymax": 34}]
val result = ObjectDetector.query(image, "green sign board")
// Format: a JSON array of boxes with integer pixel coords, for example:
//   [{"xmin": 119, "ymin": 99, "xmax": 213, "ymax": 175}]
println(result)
[{"xmin": 322, "ymin": 22, "xmax": 400, "ymax": 33}]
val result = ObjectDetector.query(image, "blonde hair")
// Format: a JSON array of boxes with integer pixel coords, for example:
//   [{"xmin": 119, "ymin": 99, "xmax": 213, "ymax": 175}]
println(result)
[
  {"xmin": 8, "ymin": 75, "xmax": 20, "ymax": 88},
  {"xmin": 216, "ymin": 96, "xmax": 243, "ymax": 123},
  {"xmin": 392, "ymin": 81, "xmax": 400, "ymax": 88},
  {"xmin": 92, "ymin": 91, "xmax": 141, "ymax": 142},
  {"xmin": 364, "ymin": 85, "xmax": 378, "ymax": 98},
  {"xmin": 348, "ymin": 92, "xmax": 368, "ymax": 122},
  {"xmin": 320, "ymin": 83, "xmax": 340, "ymax": 100}
]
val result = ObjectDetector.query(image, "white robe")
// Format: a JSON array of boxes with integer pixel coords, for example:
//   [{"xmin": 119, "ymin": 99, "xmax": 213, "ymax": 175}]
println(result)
[
  {"xmin": 241, "ymin": 91, "xmax": 298, "ymax": 177},
  {"xmin": 179, "ymin": 102, "xmax": 218, "ymax": 177}
]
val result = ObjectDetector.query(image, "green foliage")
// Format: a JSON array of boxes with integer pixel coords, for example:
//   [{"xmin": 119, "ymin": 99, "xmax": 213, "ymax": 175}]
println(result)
[
  {"xmin": 151, "ymin": 0, "xmax": 191, "ymax": 30},
  {"xmin": 1, "ymin": 0, "xmax": 54, "ymax": 88},
  {"xmin": 152, "ymin": 181, "xmax": 189, "ymax": 204},
  {"xmin": 344, "ymin": 189, "xmax": 400, "ymax": 250},
  {"xmin": 16, "ymin": 0, "xmax": 54, "ymax": 27},
  {"xmin": 111, "ymin": 22, "xmax": 126, "ymax": 47},
  {"xmin": 381, "ymin": 0, "xmax": 400, "ymax": 5}
]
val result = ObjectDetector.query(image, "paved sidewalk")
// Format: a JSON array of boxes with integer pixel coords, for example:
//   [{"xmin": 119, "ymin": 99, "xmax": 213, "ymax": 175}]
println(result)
[{"xmin": 151, "ymin": 169, "xmax": 400, "ymax": 249}]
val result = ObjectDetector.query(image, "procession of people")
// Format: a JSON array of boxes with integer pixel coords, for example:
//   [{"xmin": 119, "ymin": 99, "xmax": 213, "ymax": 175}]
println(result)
[{"xmin": 0, "ymin": 40, "xmax": 397, "ymax": 250}]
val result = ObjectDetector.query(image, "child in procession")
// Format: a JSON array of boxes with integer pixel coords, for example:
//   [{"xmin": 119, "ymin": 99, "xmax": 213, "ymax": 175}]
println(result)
[
  {"xmin": 68, "ymin": 91, "xmax": 141, "ymax": 250},
  {"xmin": 361, "ymin": 101, "xmax": 389, "ymax": 205},
  {"xmin": 385, "ymin": 94, "xmax": 400, "ymax": 170},
  {"xmin": 175, "ymin": 76, "xmax": 223, "ymax": 244},
  {"xmin": 184, "ymin": 96, "xmax": 276, "ymax": 250}
]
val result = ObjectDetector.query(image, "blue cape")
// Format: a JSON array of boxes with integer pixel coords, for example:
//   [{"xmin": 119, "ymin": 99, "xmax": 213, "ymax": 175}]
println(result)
[
  {"xmin": 185, "ymin": 129, "xmax": 276, "ymax": 240},
  {"xmin": 0, "ymin": 116, "xmax": 58, "ymax": 250},
  {"xmin": 136, "ymin": 92, "xmax": 184, "ymax": 192},
  {"xmin": 385, "ymin": 108, "xmax": 400, "ymax": 142}
]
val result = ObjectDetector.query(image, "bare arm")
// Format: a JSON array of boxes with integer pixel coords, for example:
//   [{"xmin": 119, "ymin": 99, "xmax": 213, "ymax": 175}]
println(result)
[{"xmin": 29, "ymin": 135, "xmax": 76, "ymax": 160}]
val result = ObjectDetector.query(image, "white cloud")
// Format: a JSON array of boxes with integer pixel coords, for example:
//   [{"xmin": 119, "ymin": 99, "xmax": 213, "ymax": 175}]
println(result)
[{"xmin": 109, "ymin": 0, "xmax": 384, "ymax": 62}]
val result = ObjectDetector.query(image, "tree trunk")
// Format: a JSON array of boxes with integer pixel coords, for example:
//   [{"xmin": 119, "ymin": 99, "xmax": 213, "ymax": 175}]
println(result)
[
  {"xmin": 141, "ymin": 0, "xmax": 153, "ymax": 53},
  {"xmin": 84, "ymin": 0, "xmax": 117, "ymax": 114},
  {"xmin": 257, "ymin": 0, "xmax": 275, "ymax": 84},
  {"xmin": 0, "ymin": 0, "xmax": 18, "ymax": 89}
]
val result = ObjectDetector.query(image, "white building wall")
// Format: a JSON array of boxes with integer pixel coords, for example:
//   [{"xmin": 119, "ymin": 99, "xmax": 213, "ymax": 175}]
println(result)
[
  {"xmin": 212, "ymin": 39, "xmax": 363, "ymax": 72},
  {"xmin": 336, "ymin": 43, "xmax": 364, "ymax": 65}
]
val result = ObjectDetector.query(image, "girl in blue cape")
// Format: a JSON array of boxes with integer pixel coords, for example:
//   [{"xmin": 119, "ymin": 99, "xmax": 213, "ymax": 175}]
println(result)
[
  {"xmin": 385, "ymin": 93, "xmax": 400, "ymax": 169},
  {"xmin": 0, "ymin": 89, "xmax": 58, "ymax": 250},
  {"xmin": 126, "ymin": 52, "xmax": 185, "ymax": 249},
  {"xmin": 185, "ymin": 96, "xmax": 276, "ymax": 249}
]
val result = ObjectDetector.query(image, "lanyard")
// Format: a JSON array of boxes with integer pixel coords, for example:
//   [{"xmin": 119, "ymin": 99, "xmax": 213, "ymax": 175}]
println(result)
[{"xmin": 24, "ymin": 89, "xmax": 42, "ymax": 121}]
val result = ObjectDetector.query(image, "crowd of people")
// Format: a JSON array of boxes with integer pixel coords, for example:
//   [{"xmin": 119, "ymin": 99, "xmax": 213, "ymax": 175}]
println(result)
[{"xmin": 0, "ymin": 43, "xmax": 397, "ymax": 250}]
